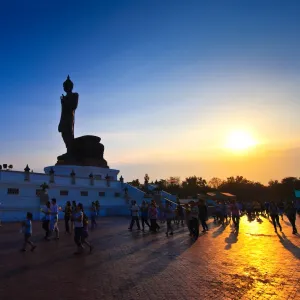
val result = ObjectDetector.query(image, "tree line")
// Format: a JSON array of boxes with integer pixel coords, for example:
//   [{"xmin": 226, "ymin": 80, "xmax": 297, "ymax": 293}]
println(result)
[{"xmin": 128, "ymin": 175, "xmax": 300, "ymax": 202}]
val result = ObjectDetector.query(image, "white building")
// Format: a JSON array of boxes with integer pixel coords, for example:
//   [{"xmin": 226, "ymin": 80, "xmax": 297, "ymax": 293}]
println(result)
[{"xmin": 0, "ymin": 164, "xmax": 149, "ymax": 222}]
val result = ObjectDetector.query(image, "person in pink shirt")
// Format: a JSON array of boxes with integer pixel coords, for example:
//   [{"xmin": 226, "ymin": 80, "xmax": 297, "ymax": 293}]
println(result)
[{"xmin": 148, "ymin": 201, "xmax": 160, "ymax": 232}]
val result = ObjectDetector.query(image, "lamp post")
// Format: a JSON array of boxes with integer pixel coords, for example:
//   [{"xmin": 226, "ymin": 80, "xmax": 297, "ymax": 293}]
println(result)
[
  {"xmin": 89, "ymin": 173, "xmax": 94, "ymax": 186},
  {"xmin": 49, "ymin": 167, "xmax": 55, "ymax": 183},
  {"xmin": 105, "ymin": 174, "xmax": 110, "ymax": 187},
  {"xmin": 24, "ymin": 164, "xmax": 30, "ymax": 181},
  {"xmin": 70, "ymin": 170, "xmax": 76, "ymax": 185}
]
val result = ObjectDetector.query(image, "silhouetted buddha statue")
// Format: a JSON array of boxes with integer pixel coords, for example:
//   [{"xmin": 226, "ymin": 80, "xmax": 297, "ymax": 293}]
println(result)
[{"xmin": 58, "ymin": 75, "xmax": 78, "ymax": 151}]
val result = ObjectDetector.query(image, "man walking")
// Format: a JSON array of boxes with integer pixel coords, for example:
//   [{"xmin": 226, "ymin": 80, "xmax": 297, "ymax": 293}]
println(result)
[
  {"xmin": 128, "ymin": 200, "xmax": 141, "ymax": 231},
  {"xmin": 198, "ymin": 199, "xmax": 208, "ymax": 232}
]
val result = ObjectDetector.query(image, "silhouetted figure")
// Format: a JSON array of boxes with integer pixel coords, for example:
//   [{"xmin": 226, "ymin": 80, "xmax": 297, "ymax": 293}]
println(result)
[
  {"xmin": 58, "ymin": 75, "xmax": 78, "ymax": 151},
  {"xmin": 285, "ymin": 200, "xmax": 298, "ymax": 234},
  {"xmin": 198, "ymin": 199, "xmax": 208, "ymax": 232},
  {"xmin": 269, "ymin": 201, "xmax": 282, "ymax": 233}
]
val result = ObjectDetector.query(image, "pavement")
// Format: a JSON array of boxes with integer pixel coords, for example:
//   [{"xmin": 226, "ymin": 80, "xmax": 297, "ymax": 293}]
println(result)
[{"xmin": 0, "ymin": 215, "xmax": 299, "ymax": 300}]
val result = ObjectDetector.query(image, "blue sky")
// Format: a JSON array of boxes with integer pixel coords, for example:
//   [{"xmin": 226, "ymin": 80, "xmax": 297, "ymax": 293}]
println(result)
[{"xmin": 1, "ymin": 1, "xmax": 300, "ymax": 183}]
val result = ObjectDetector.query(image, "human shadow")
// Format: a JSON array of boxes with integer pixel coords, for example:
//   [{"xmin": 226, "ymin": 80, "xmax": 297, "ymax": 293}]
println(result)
[
  {"xmin": 0, "ymin": 249, "xmax": 77, "ymax": 281},
  {"xmin": 276, "ymin": 232, "xmax": 300, "ymax": 259},
  {"xmin": 212, "ymin": 224, "xmax": 227, "ymax": 238},
  {"xmin": 111, "ymin": 234, "xmax": 195, "ymax": 295},
  {"xmin": 224, "ymin": 230, "xmax": 239, "ymax": 250}
]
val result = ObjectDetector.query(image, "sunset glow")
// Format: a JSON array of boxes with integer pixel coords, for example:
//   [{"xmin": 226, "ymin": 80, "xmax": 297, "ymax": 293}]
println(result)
[{"xmin": 225, "ymin": 130, "xmax": 257, "ymax": 152}]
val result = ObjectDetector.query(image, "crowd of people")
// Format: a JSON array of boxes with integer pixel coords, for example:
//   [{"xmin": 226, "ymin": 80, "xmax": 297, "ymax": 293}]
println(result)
[
  {"xmin": 19, "ymin": 197, "xmax": 299, "ymax": 253},
  {"xmin": 128, "ymin": 198, "xmax": 242, "ymax": 239},
  {"xmin": 211, "ymin": 199, "xmax": 299, "ymax": 234},
  {"xmin": 128, "ymin": 198, "xmax": 299, "ymax": 239},
  {"xmin": 20, "ymin": 199, "xmax": 100, "ymax": 254}
]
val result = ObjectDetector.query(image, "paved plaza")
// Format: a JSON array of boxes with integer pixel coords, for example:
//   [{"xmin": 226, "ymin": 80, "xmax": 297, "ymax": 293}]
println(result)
[{"xmin": 0, "ymin": 215, "xmax": 299, "ymax": 300}]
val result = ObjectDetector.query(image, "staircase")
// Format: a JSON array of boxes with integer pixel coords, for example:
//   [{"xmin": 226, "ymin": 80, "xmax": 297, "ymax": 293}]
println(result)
[{"xmin": 123, "ymin": 183, "xmax": 178, "ymax": 208}]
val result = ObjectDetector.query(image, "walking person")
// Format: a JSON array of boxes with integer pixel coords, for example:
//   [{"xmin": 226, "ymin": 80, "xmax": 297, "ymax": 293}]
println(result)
[
  {"xmin": 149, "ymin": 200, "xmax": 160, "ymax": 232},
  {"xmin": 70, "ymin": 201, "xmax": 77, "ymax": 234},
  {"xmin": 90, "ymin": 202, "xmax": 97, "ymax": 231},
  {"xmin": 269, "ymin": 201, "xmax": 282, "ymax": 233},
  {"xmin": 50, "ymin": 198, "xmax": 59, "ymax": 239},
  {"xmin": 278, "ymin": 201, "xmax": 285, "ymax": 220},
  {"xmin": 177, "ymin": 201, "xmax": 184, "ymax": 226},
  {"xmin": 20, "ymin": 212, "xmax": 36, "ymax": 252},
  {"xmin": 198, "ymin": 199, "xmax": 209, "ymax": 232},
  {"xmin": 265, "ymin": 201, "xmax": 270, "ymax": 218},
  {"xmin": 140, "ymin": 200, "xmax": 150, "ymax": 231},
  {"xmin": 128, "ymin": 200, "xmax": 141, "ymax": 231},
  {"xmin": 215, "ymin": 202, "xmax": 222, "ymax": 223},
  {"xmin": 184, "ymin": 204, "xmax": 192, "ymax": 235},
  {"xmin": 285, "ymin": 200, "xmax": 298, "ymax": 234},
  {"xmin": 230, "ymin": 200, "xmax": 240, "ymax": 232},
  {"xmin": 74, "ymin": 203, "xmax": 84, "ymax": 255},
  {"xmin": 189, "ymin": 201, "xmax": 199, "ymax": 239},
  {"xmin": 220, "ymin": 201, "xmax": 227, "ymax": 226},
  {"xmin": 95, "ymin": 200, "xmax": 100, "ymax": 218},
  {"xmin": 82, "ymin": 211, "xmax": 93, "ymax": 253},
  {"xmin": 41, "ymin": 201, "xmax": 51, "ymax": 240},
  {"xmin": 165, "ymin": 202, "xmax": 174, "ymax": 236},
  {"xmin": 63, "ymin": 201, "xmax": 72, "ymax": 234}
]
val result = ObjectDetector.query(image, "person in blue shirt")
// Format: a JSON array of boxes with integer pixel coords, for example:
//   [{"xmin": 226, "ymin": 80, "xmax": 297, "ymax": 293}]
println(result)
[{"xmin": 21, "ymin": 212, "xmax": 36, "ymax": 252}]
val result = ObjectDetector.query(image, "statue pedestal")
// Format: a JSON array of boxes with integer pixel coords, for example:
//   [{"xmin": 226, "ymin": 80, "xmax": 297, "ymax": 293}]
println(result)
[
  {"xmin": 44, "ymin": 165, "xmax": 119, "ymax": 180},
  {"xmin": 56, "ymin": 135, "xmax": 108, "ymax": 168}
]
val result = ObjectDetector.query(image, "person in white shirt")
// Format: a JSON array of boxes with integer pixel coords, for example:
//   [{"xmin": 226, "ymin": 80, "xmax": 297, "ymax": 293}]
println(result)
[
  {"xmin": 41, "ymin": 201, "xmax": 51, "ymax": 240},
  {"xmin": 128, "ymin": 200, "xmax": 141, "ymax": 231},
  {"xmin": 50, "ymin": 198, "xmax": 59, "ymax": 239}
]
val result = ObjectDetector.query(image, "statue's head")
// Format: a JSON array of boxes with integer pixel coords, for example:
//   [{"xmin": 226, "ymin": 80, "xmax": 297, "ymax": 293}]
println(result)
[{"xmin": 63, "ymin": 75, "xmax": 74, "ymax": 93}]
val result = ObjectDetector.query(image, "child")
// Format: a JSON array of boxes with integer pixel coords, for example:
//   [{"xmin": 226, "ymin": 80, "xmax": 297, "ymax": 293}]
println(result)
[
  {"xmin": 82, "ymin": 213, "xmax": 93, "ymax": 253},
  {"xmin": 21, "ymin": 212, "xmax": 36, "ymax": 252}
]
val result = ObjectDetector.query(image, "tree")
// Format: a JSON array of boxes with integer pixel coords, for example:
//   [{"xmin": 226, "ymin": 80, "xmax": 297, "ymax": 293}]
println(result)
[
  {"xmin": 129, "ymin": 179, "xmax": 140, "ymax": 187},
  {"xmin": 182, "ymin": 176, "xmax": 207, "ymax": 188},
  {"xmin": 167, "ymin": 176, "xmax": 181, "ymax": 186},
  {"xmin": 280, "ymin": 177, "xmax": 300, "ymax": 200},
  {"xmin": 208, "ymin": 177, "xmax": 223, "ymax": 189},
  {"xmin": 166, "ymin": 177, "xmax": 181, "ymax": 195},
  {"xmin": 153, "ymin": 179, "xmax": 168, "ymax": 191}
]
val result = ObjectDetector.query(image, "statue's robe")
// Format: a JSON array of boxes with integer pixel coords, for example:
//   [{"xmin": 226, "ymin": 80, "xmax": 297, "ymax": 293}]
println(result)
[{"xmin": 58, "ymin": 92, "xmax": 78, "ymax": 148}]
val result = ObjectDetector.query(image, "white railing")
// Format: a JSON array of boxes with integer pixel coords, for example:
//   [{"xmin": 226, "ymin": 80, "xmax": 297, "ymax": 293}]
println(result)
[{"xmin": 0, "ymin": 170, "xmax": 122, "ymax": 189}]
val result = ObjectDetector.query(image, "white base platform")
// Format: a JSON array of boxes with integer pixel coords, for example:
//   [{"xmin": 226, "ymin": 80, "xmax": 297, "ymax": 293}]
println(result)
[{"xmin": 44, "ymin": 165, "xmax": 119, "ymax": 180}]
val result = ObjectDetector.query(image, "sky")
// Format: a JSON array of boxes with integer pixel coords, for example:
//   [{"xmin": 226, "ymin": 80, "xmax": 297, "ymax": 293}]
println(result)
[{"xmin": 1, "ymin": 0, "xmax": 300, "ymax": 184}]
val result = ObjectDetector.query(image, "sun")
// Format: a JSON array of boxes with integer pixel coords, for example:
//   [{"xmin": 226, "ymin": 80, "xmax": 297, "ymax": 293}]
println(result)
[{"xmin": 225, "ymin": 130, "xmax": 257, "ymax": 151}]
